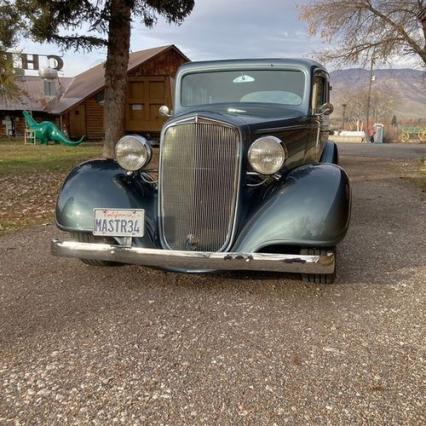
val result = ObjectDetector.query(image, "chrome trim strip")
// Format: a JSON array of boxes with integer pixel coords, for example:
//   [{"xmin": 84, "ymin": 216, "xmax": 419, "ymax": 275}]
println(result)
[
  {"xmin": 254, "ymin": 124, "xmax": 314, "ymax": 134},
  {"xmin": 314, "ymin": 118, "xmax": 321, "ymax": 158},
  {"xmin": 158, "ymin": 115, "xmax": 243, "ymax": 252},
  {"xmin": 51, "ymin": 239, "xmax": 335, "ymax": 274}
]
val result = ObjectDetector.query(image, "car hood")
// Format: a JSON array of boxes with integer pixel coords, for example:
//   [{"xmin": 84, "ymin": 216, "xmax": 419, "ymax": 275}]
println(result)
[{"xmin": 172, "ymin": 103, "xmax": 309, "ymax": 131}]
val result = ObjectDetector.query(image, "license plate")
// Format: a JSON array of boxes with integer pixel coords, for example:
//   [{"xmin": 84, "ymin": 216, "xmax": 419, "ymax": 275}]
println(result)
[{"xmin": 93, "ymin": 209, "xmax": 145, "ymax": 237}]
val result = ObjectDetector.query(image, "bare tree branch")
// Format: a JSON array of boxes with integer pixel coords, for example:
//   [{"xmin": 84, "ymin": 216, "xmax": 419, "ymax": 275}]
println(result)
[{"xmin": 299, "ymin": 0, "xmax": 426, "ymax": 66}]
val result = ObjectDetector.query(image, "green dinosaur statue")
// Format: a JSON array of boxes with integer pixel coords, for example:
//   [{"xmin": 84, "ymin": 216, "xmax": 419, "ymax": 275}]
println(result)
[{"xmin": 23, "ymin": 111, "xmax": 84, "ymax": 146}]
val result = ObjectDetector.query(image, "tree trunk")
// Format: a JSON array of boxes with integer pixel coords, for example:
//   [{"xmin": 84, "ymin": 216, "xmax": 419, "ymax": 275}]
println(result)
[{"xmin": 102, "ymin": 0, "xmax": 132, "ymax": 158}]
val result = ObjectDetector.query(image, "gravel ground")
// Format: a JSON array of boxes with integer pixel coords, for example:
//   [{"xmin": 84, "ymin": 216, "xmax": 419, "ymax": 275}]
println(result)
[{"xmin": 1, "ymin": 143, "xmax": 425, "ymax": 424}]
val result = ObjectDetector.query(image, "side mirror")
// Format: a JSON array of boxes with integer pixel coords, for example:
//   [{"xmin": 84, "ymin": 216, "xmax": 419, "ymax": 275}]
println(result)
[
  {"xmin": 159, "ymin": 105, "xmax": 172, "ymax": 118},
  {"xmin": 318, "ymin": 102, "xmax": 334, "ymax": 116}
]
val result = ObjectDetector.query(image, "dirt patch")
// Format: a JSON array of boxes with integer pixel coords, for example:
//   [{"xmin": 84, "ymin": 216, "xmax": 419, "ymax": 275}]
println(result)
[
  {"xmin": 0, "ymin": 172, "xmax": 64, "ymax": 235},
  {"xmin": 0, "ymin": 147, "xmax": 159, "ymax": 235},
  {"xmin": 0, "ymin": 141, "xmax": 101, "ymax": 235}
]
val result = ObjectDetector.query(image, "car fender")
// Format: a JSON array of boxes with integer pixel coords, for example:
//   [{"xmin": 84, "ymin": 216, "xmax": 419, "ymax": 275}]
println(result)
[
  {"xmin": 55, "ymin": 159, "xmax": 157, "ymax": 246},
  {"xmin": 232, "ymin": 163, "xmax": 351, "ymax": 252}
]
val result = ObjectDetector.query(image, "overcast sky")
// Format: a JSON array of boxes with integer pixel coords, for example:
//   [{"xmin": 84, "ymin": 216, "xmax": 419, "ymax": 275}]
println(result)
[
  {"xmin": 16, "ymin": 0, "xmax": 413, "ymax": 77},
  {"xmin": 16, "ymin": 0, "xmax": 329, "ymax": 77}
]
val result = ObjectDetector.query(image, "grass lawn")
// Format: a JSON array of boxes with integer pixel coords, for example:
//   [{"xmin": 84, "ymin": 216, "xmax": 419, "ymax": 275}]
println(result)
[
  {"xmin": 0, "ymin": 139, "xmax": 102, "ymax": 176},
  {"xmin": 0, "ymin": 140, "xmax": 102, "ymax": 235}
]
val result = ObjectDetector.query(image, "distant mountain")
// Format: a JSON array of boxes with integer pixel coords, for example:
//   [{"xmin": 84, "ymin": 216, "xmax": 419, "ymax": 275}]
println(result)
[{"xmin": 329, "ymin": 68, "xmax": 426, "ymax": 121}]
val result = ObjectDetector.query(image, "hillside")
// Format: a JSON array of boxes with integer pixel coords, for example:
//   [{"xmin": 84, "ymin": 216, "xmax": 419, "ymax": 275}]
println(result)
[{"xmin": 329, "ymin": 68, "xmax": 426, "ymax": 121}]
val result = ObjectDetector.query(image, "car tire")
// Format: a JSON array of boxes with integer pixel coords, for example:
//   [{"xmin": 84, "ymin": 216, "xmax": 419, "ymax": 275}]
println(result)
[
  {"xmin": 300, "ymin": 247, "xmax": 336, "ymax": 284},
  {"xmin": 71, "ymin": 232, "xmax": 121, "ymax": 267}
]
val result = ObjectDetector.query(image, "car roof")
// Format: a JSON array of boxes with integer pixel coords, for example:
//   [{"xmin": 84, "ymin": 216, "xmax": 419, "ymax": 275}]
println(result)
[{"xmin": 179, "ymin": 58, "xmax": 327, "ymax": 73}]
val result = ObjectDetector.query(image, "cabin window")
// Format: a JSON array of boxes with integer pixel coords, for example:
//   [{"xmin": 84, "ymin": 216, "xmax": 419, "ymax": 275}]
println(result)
[
  {"xmin": 43, "ymin": 80, "xmax": 56, "ymax": 97},
  {"xmin": 131, "ymin": 104, "xmax": 144, "ymax": 111},
  {"xmin": 311, "ymin": 75, "xmax": 328, "ymax": 113}
]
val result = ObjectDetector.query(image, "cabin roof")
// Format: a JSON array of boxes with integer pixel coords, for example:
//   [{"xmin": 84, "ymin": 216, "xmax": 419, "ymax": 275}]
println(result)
[
  {"xmin": 49, "ymin": 45, "xmax": 189, "ymax": 114},
  {"xmin": 0, "ymin": 76, "xmax": 72, "ymax": 112}
]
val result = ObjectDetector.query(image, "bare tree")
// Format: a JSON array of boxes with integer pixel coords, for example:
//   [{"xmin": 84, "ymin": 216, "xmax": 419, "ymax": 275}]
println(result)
[
  {"xmin": 300, "ymin": 1, "xmax": 426, "ymax": 67},
  {"xmin": 335, "ymin": 86, "xmax": 396, "ymax": 130}
]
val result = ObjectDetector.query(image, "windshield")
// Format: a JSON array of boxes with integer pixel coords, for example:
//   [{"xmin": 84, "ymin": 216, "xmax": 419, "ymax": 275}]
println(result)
[{"xmin": 181, "ymin": 69, "xmax": 305, "ymax": 107}]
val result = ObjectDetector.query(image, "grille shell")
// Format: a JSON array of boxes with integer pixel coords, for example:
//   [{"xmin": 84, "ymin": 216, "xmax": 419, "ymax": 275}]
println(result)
[{"xmin": 159, "ymin": 117, "xmax": 241, "ymax": 252}]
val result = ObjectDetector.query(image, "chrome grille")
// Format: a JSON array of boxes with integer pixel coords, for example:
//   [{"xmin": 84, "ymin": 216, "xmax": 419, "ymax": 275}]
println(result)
[{"xmin": 159, "ymin": 117, "xmax": 241, "ymax": 252}]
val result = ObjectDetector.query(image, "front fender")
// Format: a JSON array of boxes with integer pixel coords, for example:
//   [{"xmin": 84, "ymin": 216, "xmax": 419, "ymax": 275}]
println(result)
[
  {"xmin": 233, "ymin": 163, "xmax": 351, "ymax": 252},
  {"xmin": 55, "ymin": 159, "xmax": 157, "ymax": 246}
]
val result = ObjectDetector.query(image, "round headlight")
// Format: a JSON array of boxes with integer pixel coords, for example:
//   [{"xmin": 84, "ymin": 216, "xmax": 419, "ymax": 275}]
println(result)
[
  {"xmin": 248, "ymin": 136, "xmax": 286, "ymax": 175},
  {"xmin": 115, "ymin": 135, "xmax": 152, "ymax": 171}
]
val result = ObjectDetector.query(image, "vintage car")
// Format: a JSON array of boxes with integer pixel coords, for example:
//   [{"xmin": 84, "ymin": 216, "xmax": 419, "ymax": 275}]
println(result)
[{"xmin": 52, "ymin": 59, "xmax": 351, "ymax": 284}]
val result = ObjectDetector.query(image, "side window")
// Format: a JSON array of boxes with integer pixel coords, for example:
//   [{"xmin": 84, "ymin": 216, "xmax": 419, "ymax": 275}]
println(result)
[{"xmin": 311, "ymin": 75, "xmax": 328, "ymax": 113}]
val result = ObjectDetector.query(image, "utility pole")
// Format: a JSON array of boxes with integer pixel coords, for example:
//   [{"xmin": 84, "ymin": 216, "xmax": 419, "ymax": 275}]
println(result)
[
  {"xmin": 365, "ymin": 47, "xmax": 376, "ymax": 137},
  {"xmin": 342, "ymin": 103, "xmax": 347, "ymax": 130}
]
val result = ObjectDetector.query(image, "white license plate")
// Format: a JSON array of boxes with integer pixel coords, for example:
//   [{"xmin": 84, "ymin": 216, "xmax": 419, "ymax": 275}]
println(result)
[{"xmin": 93, "ymin": 209, "xmax": 145, "ymax": 237}]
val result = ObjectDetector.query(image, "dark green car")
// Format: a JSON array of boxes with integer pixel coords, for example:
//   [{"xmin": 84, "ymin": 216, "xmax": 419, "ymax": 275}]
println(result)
[{"xmin": 52, "ymin": 59, "xmax": 351, "ymax": 283}]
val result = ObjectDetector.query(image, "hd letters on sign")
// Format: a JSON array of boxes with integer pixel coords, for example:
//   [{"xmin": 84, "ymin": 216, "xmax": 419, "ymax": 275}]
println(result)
[{"xmin": 4, "ymin": 52, "xmax": 64, "ymax": 71}]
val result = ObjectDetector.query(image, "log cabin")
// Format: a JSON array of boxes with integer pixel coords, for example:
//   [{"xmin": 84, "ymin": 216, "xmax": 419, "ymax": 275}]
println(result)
[
  {"xmin": 51, "ymin": 45, "xmax": 189, "ymax": 141},
  {"xmin": 0, "ymin": 45, "xmax": 189, "ymax": 141}
]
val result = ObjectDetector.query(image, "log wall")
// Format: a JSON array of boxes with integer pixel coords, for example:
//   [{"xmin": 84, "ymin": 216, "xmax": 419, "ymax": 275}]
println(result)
[{"xmin": 66, "ymin": 47, "xmax": 188, "ymax": 141}]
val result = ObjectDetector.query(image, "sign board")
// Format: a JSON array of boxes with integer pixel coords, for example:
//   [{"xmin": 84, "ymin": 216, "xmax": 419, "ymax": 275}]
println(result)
[{"xmin": 2, "ymin": 52, "xmax": 64, "ymax": 71}]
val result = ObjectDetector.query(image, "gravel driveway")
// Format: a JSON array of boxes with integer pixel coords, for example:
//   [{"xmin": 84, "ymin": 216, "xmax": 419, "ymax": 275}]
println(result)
[{"xmin": 1, "ymin": 143, "xmax": 425, "ymax": 424}]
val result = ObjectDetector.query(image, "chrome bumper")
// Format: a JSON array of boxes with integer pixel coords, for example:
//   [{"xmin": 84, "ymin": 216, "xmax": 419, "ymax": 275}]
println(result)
[{"xmin": 51, "ymin": 239, "xmax": 335, "ymax": 274}]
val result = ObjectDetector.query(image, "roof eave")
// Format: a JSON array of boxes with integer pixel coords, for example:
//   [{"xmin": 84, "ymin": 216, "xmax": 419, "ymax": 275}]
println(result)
[{"xmin": 54, "ymin": 44, "xmax": 189, "ymax": 115}]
